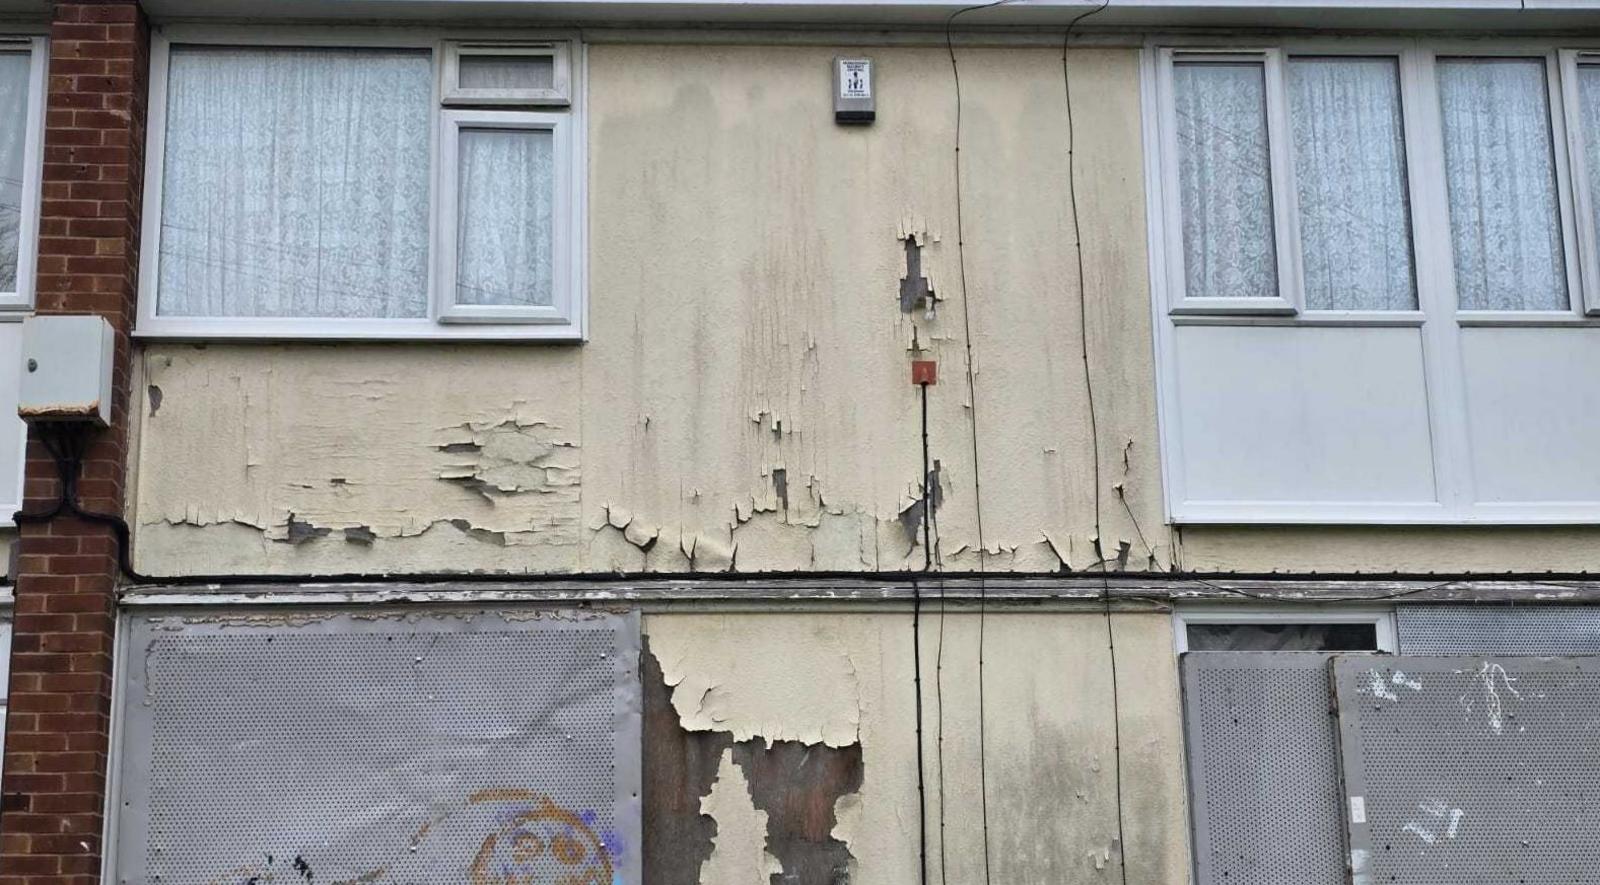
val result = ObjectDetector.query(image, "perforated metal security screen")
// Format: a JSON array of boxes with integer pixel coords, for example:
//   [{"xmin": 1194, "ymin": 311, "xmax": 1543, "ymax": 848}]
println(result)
[
  {"xmin": 113, "ymin": 607, "xmax": 640, "ymax": 885},
  {"xmin": 1331, "ymin": 655, "xmax": 1600, "ymax": 885},
  {"xmin": 1397, "ymin": 604, "xmax": 1600, "ymax": 654},
  {"xmin": 1180, "ymin": 653, "xmax": 1349, "ymax": 885}
]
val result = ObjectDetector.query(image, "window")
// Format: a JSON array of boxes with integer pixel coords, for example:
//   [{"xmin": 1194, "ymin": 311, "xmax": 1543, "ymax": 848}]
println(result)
[
  {"xmin": 1174, "ymin": 607, "xmax": 1396, "ymax": 653},
  {"xmin": 0, "ymin": 38, "xmax": 45, "ymax": 310},
  {"xmin": 1176, "ymin": 607, "xmax": 1393, "ymax": 885},
  {"xmin": 1179, "ymin": 603, "xmax": 1600, "ymax": 885},
  {"xmin": 1148, "ymin": 41, "xmax": 1600, "ymax": 524},
  {"xmin": 138, "ymin": 29, "xmax": 585, "ymax": 339}
]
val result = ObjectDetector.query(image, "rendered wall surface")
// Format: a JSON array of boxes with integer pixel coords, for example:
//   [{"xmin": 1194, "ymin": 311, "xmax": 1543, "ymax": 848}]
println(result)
[
  {"xmin": 639, "ymin": 607, "xmax": 1190, "ymax": 885},
  {"xmin": 126, "ymin": 41, "xmax": 1169, "ymax": 577}
]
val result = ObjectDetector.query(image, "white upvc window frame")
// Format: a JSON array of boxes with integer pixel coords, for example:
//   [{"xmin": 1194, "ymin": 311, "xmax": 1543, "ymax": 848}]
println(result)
[
  {"xmin": 135, "ymin": 25, "xmax": 587, "ymax": 342},
  {"xmin": 442, "ymin": 42, "xmax": 571, "ymax": 107},
  {"xmin": 1146, "ymin": 36, "xmax": 1600, "ymax": 526},
  {"xmin": 1436, "ymin": 47, "xmax": 1588, "ymax": 327},
  {"xmin": 1558, "ymin": 48, "xmax": 1600, "ymax": 317},
  {"xmin": 437, "ymin": 110, "xmax": 574, "ymax": 324},
  {"xmin": 0, "ymin": 36, "xmax": 47, "ymax": 312},
  {"xmin": 1173, "ymin": 605, "xmax": 1399, "ymax": 654},
  {"xmin": 1157, "ymin": 48, "xmax": 1302, "ymax": 317},
  {"xmin": 1154, "ymin": 42, "xmax": 1429, "ymax": 326}
]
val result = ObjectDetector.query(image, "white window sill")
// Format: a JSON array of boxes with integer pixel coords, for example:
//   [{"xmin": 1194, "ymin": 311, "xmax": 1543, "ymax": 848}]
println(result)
[
  {"xmin": 133, "ymin": 318, "xmax": 586, "ymax": 342},
  {"xmin": 1172, "ymin": 500, "xmax": 1600, "ymax": 525},
  {"xmin": 1171, "ymin": 311, "xmax": 1426, "ymax": 328}
]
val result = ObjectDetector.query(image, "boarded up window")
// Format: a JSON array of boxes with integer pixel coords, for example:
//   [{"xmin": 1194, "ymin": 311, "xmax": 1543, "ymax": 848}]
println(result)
[
  {"xmin": 1332, "ymin": 655, "xmax": 1600, "ymax": 885},
  {"xmin": 1180, "ymin": 652, "xmax": 1352, "ymax": 885},
  {"xmin": 111, "ymin": 607, "xmax": 640, "ymax": 885}
]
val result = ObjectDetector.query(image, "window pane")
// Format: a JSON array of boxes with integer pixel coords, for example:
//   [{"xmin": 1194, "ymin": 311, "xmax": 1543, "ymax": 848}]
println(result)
[
  {"xmin": 1290, "ymin": 57, "xmax": 1417, "ymax": 310},
  {"xmin": 458, "ymin": 54, "xmax": 555, "ymax": 91},
  {"xmin": 456, "ymin": 128, "xmax": 555, "ymax": 307},
  {"xmin": 1438, "ymin": 58, "xmax": 1568, "ymax": 311},
  {"xmin": 1173, "ymin": 60, "xmax": 1279, "ymax": 299},
  {"xmin": 157, "ymin": 47, "xmax": 433, "ymax": 319},
  {"xmin": 1186, "ymin": 622, "xmax": 1378, "ymax": 652},
  {"xmin": 1576, "ymin": 64, "xmax": 1600, "ymax": 275},
  {"xmin": 0, "ymin": 53, "xmax": 31, "ymax": 294}
]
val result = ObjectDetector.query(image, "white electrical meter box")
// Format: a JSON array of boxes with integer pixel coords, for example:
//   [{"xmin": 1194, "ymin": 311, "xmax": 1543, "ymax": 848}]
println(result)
[{"xmin": 18, "ymin": 315, "xmax": 115, "ymax": 426}]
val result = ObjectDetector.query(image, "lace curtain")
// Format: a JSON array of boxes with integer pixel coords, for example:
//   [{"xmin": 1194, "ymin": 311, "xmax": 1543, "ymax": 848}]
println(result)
[
  {"xmin": 156, "ymin": 47, "xmax": 433, "ymax": 319},
  {"xmin": 1438, "ymin": 58, "xmax": 1569, "ymax": 311},
  {"xmin": 0, "ymin": 53, "xmax": 29, "ymax": 294},
  {"xmin": 458, "ymin": 55, "xmax": 555, "ymax": 91},
  {"xmin": 1290, "ymin": 57, "xmax": 1417, "ymax": 311},
  {"xmin": 1578, "ymin": 65, "xmax": 1600, "ymax": 283},
  {"xmin": 454, "ymin": 128, "xmax": 555, "ymax": 307},
  {"xmin": 1174, "ymin": 60, "xmax": 1279, "ymax": 300}
]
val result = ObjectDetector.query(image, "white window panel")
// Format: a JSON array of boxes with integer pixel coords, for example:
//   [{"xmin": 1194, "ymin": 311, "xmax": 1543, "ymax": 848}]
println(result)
[
  {"xmin": 437, "ymin": 112, "xmax": 574, "ymax": 325},
  {"xmin": 136, "ymin": 28, "xmax": 587, "ymax": 341},
  {"xmin": 0, "ymin": 38, "xmax": 46, "ymax": 311}
]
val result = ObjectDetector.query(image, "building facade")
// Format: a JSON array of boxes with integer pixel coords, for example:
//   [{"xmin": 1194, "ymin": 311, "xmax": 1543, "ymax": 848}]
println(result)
[{"xmin": 2, "ymin": 1, "xmax": 1600, "ymax": 884}]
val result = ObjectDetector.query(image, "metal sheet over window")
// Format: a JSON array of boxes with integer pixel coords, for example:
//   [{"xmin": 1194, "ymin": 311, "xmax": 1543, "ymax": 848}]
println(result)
[
  {"xmin": 1180, "ymin": 652, "xmax": 1349, "ymax": 885},
  {"xmin": 113, "ymin": 607, "xmax": 641, "ymax": 885},
  {"xmin": 1332, "ymin": 655, "xmax": 1600, "ymax": 885},
  {"xmin": 1397, "ymin": 605, "xmax": 1600, "ymax": 655}
]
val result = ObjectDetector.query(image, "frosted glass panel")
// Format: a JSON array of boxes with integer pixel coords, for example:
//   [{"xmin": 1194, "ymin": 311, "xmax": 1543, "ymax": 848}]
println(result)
[
  {"xmin": 1174, "ymin": 60, "xmax": 1278, "ymax": 300},
  {"xmin": 0, "ymin": 53, "xmax": 30, "ymax": 295},
  {"xmin": 1290, "ymin": 56, "xmax": 1416, "ymax": 310},
  {"xmin": 458, "ymin": 54, "xmax": 555, "ymax": 90},
  {"xmin": 455, "ymin": 128, "xmax": 555, "ymax": 307},
  {"xmin": 1438, "ymin": 58, "xmax": 1568, "ymax": 311},
  {"xmin": 157, "ymin": 47, "xmax": 433, "ymax": 319}
]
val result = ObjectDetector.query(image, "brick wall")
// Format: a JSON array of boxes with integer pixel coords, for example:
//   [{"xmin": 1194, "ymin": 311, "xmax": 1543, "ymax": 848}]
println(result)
[{"xmin": 0, "ymin": 3, "xmax": 148, "ymax": 883}]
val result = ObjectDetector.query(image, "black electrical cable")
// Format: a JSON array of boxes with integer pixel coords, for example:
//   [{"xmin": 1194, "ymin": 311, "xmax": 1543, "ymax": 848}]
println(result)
[
  {"xmin": 12, "ymin": 423, "xmax": 157, "ymax": 584},
  {"xmin": 941, "ymin": 5, "xmax": 1013, "ymax": 882},
  {"xmin": 913, "ymin": 380, "xmax": 934, "ymax": 885},
  {"xmin": 1057, "ymin": 1, "xmax": 1123, "ymax": 882}
]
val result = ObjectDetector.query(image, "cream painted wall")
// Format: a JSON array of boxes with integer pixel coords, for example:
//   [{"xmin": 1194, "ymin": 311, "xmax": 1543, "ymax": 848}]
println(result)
[
  {"xmin": 128, "ymin": 41, "xmax": 1167, "ymax": 577},
  {"xmin": 122, "ymin": 36, "xmax": 1596, "ymax": 579},
  {"xmin": 643, "ymin": 607, "xmax": 1190, "ymax": 885}
]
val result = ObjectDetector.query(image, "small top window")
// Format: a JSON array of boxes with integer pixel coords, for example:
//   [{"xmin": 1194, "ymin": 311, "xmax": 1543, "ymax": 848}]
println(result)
[
  {"xmin": 443, "ymin": 42, "xmax": 570, "ymax": 106},
  {"xmin": 1175, "ymin": 608, "xmax": 1396, "ymax": 653},
  {"xmin": 1185, "ymin": 622, "xmax": 1379, "ymax": 652}
]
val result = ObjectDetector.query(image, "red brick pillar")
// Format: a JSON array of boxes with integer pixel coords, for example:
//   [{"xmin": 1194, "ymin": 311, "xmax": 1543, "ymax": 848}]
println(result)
[{"xmin": 0, "ymin": 2, "xmax": 148, "ymax": 883}]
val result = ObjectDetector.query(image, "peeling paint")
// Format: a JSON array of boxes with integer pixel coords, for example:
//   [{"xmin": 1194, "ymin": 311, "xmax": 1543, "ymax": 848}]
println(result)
[{"xmin": 698, "ymin": 749, "xmax": 784, "ymax": 884}]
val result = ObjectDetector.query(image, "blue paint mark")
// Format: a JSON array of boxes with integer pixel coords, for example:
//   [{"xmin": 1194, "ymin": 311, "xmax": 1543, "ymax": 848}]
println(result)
[{"xmin": 600, "ymin": 830, "xmax": 626, "ymax": 859}]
